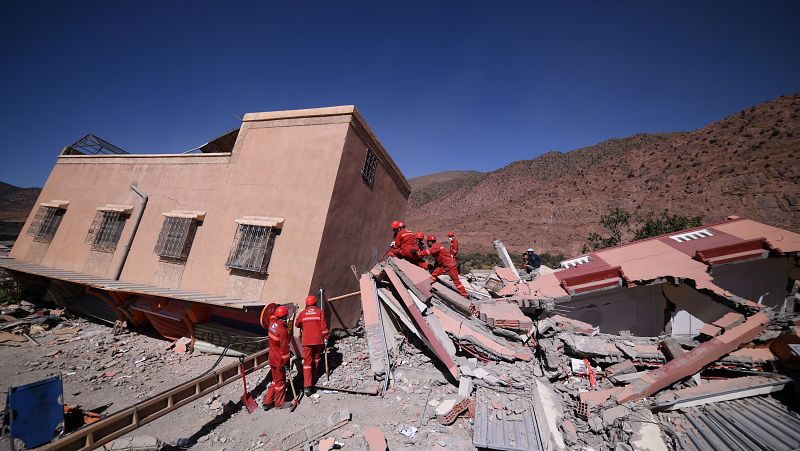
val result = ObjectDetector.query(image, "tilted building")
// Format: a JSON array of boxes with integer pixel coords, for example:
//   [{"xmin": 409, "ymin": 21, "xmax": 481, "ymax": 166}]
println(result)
[{"xmin": 1, "ymin": 106, "xmax": 409, "ymax": 340}]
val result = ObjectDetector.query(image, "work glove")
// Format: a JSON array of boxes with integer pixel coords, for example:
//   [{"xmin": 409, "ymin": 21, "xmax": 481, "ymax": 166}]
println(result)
[
  {"xmin": 390, "ymin": 241, "xmax": 395, "ymax": 247},
  {"xmin": 324, "ymin": 338, "xmax": 329, "ymax": 348}
]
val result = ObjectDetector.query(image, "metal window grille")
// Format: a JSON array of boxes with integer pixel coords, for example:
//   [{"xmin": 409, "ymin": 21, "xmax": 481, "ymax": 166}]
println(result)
[
  {"xmin": 27, "ymin": 206, "xmax": 65, "ymax": 243},
  {"xmin": 154, "ymin": 217, "xmax": 199, "ymax": 261},
  {"xmin": 85, "ymin": 211, "xmax": 128, "ymax": 252},
  {"xmin": 225, "ymin": 224, "xmax": 276, "ymax": 274},
  {"xmin": 361, "ymin": 147, "xmax": 378, "ymax": 186}
]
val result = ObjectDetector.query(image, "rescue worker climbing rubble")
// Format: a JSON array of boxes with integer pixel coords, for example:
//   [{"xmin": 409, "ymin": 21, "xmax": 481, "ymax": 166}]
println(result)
[
  {"xmin": 415, "ymin": 231, "xmax": 430, "ymax": 270},
  {"xmin": 418, "ymin": 234, "xmax": 469, "ymax": 298},
  {"xmin": 387, "ymin": 220, "xmax": 428, "ymax": 269},
  {"xmin": 294, "ymin": 295, "xmax": 328, "ymax": 396},
  {"xmin": 263, "ymin": 305, "xmax": 291, "ymax": 410}
]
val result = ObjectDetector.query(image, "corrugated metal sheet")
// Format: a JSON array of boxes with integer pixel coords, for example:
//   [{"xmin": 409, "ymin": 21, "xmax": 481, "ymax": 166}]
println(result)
[
  {"xmin": 473, "ymin": 387, "xmax": 545, "ymax": 451},
  {"xmin": 0, "ymin": 256, "xmax": 263, "ymax": 310},
  {"xmin": 663, "ymin": 395, "xmax": 800, "ymax": 451},
  {"xmin": 193, "ymin": 322, "xmax": 265, "ymax": 354}
]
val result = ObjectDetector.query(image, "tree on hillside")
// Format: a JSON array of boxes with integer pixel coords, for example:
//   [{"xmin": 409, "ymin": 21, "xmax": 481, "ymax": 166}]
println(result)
[{"xmin": 583, "ymin": 209, "xmax": 702, "ymax": 252}]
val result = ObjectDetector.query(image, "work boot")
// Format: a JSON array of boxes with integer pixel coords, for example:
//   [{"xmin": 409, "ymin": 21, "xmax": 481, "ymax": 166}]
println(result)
[
  {"xmin": 262, "ymin": 403, "xmax": 273, "ymax": 411},
  {"xmin": 276, "ymin": 403, "xmax": 291, "ymax": 410},
  {"xmin": 304, "ymin": 388, "xmax": 314, "ymax": 397}
]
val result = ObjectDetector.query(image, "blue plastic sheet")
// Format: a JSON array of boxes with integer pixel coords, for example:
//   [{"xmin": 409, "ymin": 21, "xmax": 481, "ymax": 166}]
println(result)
[{"xmin": 7, "ymin": 375, "xmax": 64, "ymax": 448}]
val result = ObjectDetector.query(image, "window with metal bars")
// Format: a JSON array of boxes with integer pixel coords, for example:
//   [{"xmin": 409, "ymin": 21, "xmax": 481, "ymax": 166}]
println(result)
[
  {"xmin": 27, "ymin": 206, "xmax": 66, "ymax": 243},
  {"xmin": 154, "ymin": 217, "xmax": 199, "ymax": 261},
  {"xmin": 361, "ymin": 147, "xmax": 378, "ymax": 186},
  {"xmin": 225, "ymin": 224, "xmax": 276, "ymax": 274},
  {"xmin": 85, "ymin": 211, "xmax": 128, "ymax": 252}
]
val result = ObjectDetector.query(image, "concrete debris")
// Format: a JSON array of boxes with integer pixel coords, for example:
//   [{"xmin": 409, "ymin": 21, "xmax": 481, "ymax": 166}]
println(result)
[
  {"xmin": 278, "ymin": 410, "xmax": 351, "ymax": 450},
  {"xmin": 363, "ymin": 427, "xmax": 387, "ymax": 451}
]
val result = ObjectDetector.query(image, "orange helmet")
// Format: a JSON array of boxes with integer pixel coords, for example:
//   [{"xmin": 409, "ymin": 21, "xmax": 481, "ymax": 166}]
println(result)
[
  {"xmin": 391, "ymin": 220, "xmax": 405, "ymax": 229},
  {"xmin": 305, "ymin": 295, "xmax": 317, "ymax": 306},
  {"xmin": 427, "ymin": 234, "xmax": 437, "ymax": 242},
  {"xmin": 448, "ymin": 231, "xmax": 455, "ymax": 237},
  {"xmin": 275, "ymin": 305, "xmax": 289, "ymax": 318},
  {"xmin": 416, "ymin": 232, "xmax": 425, "ymax": 240}
]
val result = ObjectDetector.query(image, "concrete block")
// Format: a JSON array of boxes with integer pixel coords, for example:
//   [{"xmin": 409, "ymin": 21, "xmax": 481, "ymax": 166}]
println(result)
[
  {"xmin": 459, "ymin": 365, "xmax": 475, "ymax": 378},
  {"xmin": 699, "ymin": 323, "xmax": 722, "ymax": 338},
  {"xmin": 551, "ymin": 314, "xmax": 595, "ymax": 335},
  {"xmin": 480, "ymin": 301, "xmax": 533, "ymax": 331},
  {"xmin": 473, "ymin": 367, "xmax": 490, "ymax": 379},
  {"xmin": 458, "ymin": 376, "xmax": 473, "ymax": 398},
  {"xmin": 588, "ymin": 416, "xmax": 604, "ymax": 433},
  {"xmin": 605, "ymin": 360, "xmax": 636, "ymax": 377},
  {"xmin": 659, "ymin": 337, "xmax": 685, "ymax": 361},
  {"xmin": 602, "ymin": 405, "xmax": 628, "ymax": 426}
]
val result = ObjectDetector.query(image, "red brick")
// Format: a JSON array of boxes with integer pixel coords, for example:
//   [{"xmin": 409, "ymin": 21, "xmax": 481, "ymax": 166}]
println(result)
[{"xmin": 699, "ymin": 323, "xmax": 722, "ymax": 337}]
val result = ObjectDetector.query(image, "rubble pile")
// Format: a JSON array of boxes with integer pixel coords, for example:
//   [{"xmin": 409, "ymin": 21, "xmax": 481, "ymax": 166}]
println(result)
[{"xmin": 355, "ymin": 254, "xmax": 800, "ymax": 450}]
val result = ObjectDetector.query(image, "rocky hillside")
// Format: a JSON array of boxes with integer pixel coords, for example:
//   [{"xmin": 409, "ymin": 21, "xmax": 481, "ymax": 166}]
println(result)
[
  {"xmin": 407, "ymin": 94, "xmax": 800, "ymax": 255},
  {"xmin": 0, "ymin": 182, "xmax": 40, "ymax": 222}
]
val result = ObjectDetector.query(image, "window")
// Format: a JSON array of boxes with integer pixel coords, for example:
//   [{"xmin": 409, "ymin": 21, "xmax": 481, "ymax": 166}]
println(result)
[
  {"xmin": 86, "ymin": 210, "xmax": 129, "ymax": 252},
  {"xmin": 154, "ymin": 216, "xmax": 199, "ymax": 261},
  {"xmin": 225, "ymin": 217, "xmax": 283, "ymax": 274},
  {"xmin": 361, "ymin": 147, "xmax": 378, "ymax": 186},
  {"xmin": 27, "ymin": 202, "xmax": 68, "ymax": 243}
]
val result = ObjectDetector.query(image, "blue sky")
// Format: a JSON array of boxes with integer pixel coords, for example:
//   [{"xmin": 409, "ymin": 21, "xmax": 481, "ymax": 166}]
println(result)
[{"xmin": 1, "ymin": 1, "xmax": 798, "ymax": 188}]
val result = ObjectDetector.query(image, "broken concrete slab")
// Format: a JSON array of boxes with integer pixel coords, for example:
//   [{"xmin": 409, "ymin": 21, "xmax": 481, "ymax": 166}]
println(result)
[
  {"xmin": 699, "ymin": 323, "xmax": 722, "ymax": 338},
  {"xmin": 362, "ymin": 427, "xmax": 387, "ymax": 451},
  {"xmin": 377, "ymin": 287, "xmax": 424, "ymax": 342},
  {"xmin": 532, "ymin": 379, "xmax": 567, "ymax": 450},
  {"xmin": 551, "ymin": 314, "xmax": 595, "ymax": 335},
  {"xmin": 479, "ymin": 301, "xmax": 532, "ymax": 331},
  {"xmin": 605, "ymin": 360, "xmax": 637, "ymax": 378},
  {"xmin": 432, "ymin": 305, "xmax": 531, "ymax": 362},
  {"xmin": 602, "ymin": 405, "xmax": 629, "ymax": 426},
  {"xmin": 712, "ymin": 312, "xmax": 745, "ymax": 330},
  {"xmin": 618, "ymin": 312, "xmax": 770, "ymax": 403},
  {"xmin": 360, "ymin": 274, "xmax": 389, "ymax": 380},
  {"xmin": 494, "ymin": 266, "xmax": 520, "ymax": 283},
  {"xmin": 493, "ymin": 240, "xmax": 520, "ymax": 279},
  {"xmin": 390, "ymin": 257, "xmax": 434, "ymax": 299},
  {"xmin": 385, "ymin": 267, "xmax": 459, "ymax": 379},
  {"xmin": 432, "ymin": 282, "xmax": 474, "ymax": 317},
  {"xmin": 628, "ymin": 410, "xmax": 668, "ymax": 451},
  {"xmin": 654, "ymin": 375, "xmax": 791, "ymax": 409}
]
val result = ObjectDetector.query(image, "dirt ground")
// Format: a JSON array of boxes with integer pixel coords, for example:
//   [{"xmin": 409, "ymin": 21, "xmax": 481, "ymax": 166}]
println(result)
[{"xmin": 0, "ymin": 312, "xmax": 474, "ymax": 450}]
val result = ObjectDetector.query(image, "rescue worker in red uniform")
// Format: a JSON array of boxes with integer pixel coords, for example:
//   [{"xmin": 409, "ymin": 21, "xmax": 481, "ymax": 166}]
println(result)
[
  {"xmin": 263, "ymin": 305, "xmax": 291, "ymax": 410},
  {"xmin": 448, "ymin": 231, "xmax": 459, "ymax": 259},
  {"xmin": 415, "ymin": 232, "xmax": 430, "ymax": 270},
  {"xmin": 294, "ymin": 295, "xmax": 329, "ymax": 396},
  {"xmin": 387, "ymin": 221, "xmax": 428, "ymax": 269},
  {"xmin": 418, "ymin": 234, "xmax": 469, "ymax": 298}
]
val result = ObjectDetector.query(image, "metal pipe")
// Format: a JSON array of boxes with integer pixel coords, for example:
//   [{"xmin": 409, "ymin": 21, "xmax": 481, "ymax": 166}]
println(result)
[{"xmin": 114, "ymin": 184, "xmax": 148, "ymax": 280}]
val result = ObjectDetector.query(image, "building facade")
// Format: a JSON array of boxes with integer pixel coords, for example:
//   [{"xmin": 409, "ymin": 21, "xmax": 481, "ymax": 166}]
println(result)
[{"xmin": 3, "ymin": 106, "xmax": 410, "ymax": 338}]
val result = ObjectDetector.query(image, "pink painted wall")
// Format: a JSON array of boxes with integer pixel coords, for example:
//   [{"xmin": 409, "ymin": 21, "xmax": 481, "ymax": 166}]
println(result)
[{"xmin": 10, "ymin": 107, "xmax": 410, "ymax": 323}]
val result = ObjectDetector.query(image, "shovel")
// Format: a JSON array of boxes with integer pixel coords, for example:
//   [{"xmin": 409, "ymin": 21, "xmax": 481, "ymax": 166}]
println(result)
[{"xmin": 239, "ymin": 357, "xmax": 258, "ymax": 413}]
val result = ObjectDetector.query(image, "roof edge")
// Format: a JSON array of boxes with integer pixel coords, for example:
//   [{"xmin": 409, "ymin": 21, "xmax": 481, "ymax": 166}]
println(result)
[{"xmin": 242, "ymin": 105, "xmax": 356, "ymax": 122}]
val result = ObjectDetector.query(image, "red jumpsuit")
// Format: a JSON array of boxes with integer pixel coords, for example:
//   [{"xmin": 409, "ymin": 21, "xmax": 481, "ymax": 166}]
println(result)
[
  {"xmin": 263, "ymin": 318, "xmax": 291, "ymax": 408},
  {"xmin": 295, "ymin": 306, "xmax": 329, "ymax": 388},
  {"xmin": 450, "ymin": 238, "xmax": 459, "ymax": 259},
  {"xmin": 389, "ymin": 229, "xmax": 428, "ymax": 269},
  {"xmin": 418, "ymin": 243, "xmax": 469, "ymax": 297},
  {"xmin": 416, "ymin": 240, "xmax": 430, "ymax": 270}
]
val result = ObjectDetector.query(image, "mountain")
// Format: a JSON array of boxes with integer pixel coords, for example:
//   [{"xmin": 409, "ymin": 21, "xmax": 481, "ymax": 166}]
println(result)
[
  {"xmin": 0, "ymin": 182, "xmax": 41, "ymax": 222},
  {"xmin": 407, "ymin": 94, "xmax": 800, "ymax": 256}
]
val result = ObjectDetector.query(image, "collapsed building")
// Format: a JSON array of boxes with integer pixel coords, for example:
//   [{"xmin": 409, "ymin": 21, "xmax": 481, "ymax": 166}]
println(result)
[
  {"xmin": 356, "ymin": 218, "xmax": 800, "ymax": 450},
  {"xmin": 1, "ymin": 106, "xmax": 410, "ymax": 341}
]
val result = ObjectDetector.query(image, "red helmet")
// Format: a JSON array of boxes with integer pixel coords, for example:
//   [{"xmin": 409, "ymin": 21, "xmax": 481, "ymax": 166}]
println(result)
[
  {"xmin": 391, "ymin": 220, "xmax": 405, "ymax": 229},
  {"xmin": 427, "ymin": 234, "xmax": 437, "ymax": 242},
  {"xmin": 305, "ymin": 295, "xmax": 317, "ymax": 306},
  {"xmin": 274, "ymin": 305, "xmax": 289, "ymax": 318},
  {"xmin": 416, "ymin": 232, "xmax": 425, "ymax": 240},
  {"xmin": 448, "ymin": 231, "xmax": 455, "ymax": 237}
]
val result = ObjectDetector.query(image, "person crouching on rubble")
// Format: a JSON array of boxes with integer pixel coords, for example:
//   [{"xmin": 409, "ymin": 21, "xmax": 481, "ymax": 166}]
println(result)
[
  {"xmin": 387, "ymin": 220, "xmax": 428, "ymax": 269},
  {"xmin": 295, "ymin": 295, "xmax": 328, "ymax": 396},
  {"xmin": 523, "ymin": 248, "xmax": 541, "ymax": 279},
  {"xmin": 418, "ymin": 234, "xmax": 470, "ymax": 298},
  {"xmin": 263, "ymin": 305, "xmax": 291, "ymax": 410}
]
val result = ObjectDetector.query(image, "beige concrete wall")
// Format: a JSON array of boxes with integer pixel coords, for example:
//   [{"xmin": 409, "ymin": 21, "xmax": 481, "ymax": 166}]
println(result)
[
  {"xmin": 310, "ymin": 123, "xmax": 410, "ymax": 328},
  {"xmin": 10, "ymin": 117, "xmax": 358, "ymax": 308}
]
